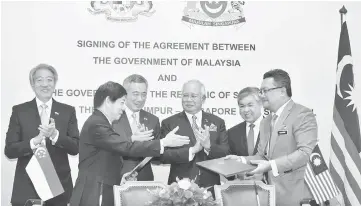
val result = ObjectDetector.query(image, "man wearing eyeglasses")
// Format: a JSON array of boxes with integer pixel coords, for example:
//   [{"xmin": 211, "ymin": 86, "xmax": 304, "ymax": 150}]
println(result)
[
  {"xmin": 226, "ymin": 69, "xmax": 317, "ymax": 206},
  {"xmin": 160, "ymin": 80, "xmax": 230, "ymax": 195}
]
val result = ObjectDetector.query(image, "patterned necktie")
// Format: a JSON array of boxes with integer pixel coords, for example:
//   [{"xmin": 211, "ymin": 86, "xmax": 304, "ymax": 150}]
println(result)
[
  {"xmin": 130, "ymin": 112, "xmax": 138, "ymax": 134},
  {"xmin": 192, "ymin": 115, "xmax": 199, "ymax": 131},
  {"xmin": 40, "ymin": 104, "xmax": 49, "ymax": 125},
  {"xmin": 247, "ymin": 123, "xmax": 255, "ymax": 155}
]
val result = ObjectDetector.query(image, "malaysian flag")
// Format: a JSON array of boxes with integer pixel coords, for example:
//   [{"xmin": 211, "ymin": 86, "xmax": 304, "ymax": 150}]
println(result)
[
  {"xmin": 329, "ymin": 6, "xmax": 361, "ymax": 206},
  {"xmin": 305, "ymin": 145, "xmax": 339, "ymax": 204}
]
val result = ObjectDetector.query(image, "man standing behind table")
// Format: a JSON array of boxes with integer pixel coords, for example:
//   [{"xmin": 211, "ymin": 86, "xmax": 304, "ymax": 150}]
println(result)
[
  {"xmin": 160, "ymin": 80, "xmax": 230, "ymax": 190},
  {"xmin": 5, "ymin": 63, "xmax": 79, "ymax": 206},
  {"xmin": 113, "ymin": 74, "xmax": 160, "ymax": 181},
  {"xmin": 226, "ymin": 69, "xmax": 317, "ymax": 206}
]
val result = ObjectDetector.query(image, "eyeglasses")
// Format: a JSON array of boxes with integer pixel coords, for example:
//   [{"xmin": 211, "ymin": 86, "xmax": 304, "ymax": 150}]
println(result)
[
  {"xmin": 182, "ymin": 93, "xmax": 201, "ymax": 100},
  {"xmin": 258, "ymin": 87, "xmax": 283, "ymax": 95}
]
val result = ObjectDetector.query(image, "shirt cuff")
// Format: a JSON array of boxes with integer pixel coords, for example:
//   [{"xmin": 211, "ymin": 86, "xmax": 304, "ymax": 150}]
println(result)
[
  {"xmin": 270, "ymin": 160, "xmax": 279, "ymax": 177},
  {"xmin": 30, "ymin": 138, "xmax": 39, "ymax": 150},
  {"xmin": 189, "ymin": 148, "xmax": 195, "ymax": 161},
  {"xmin": 240, "ymin": 156, "xmax": 247, "ymax": 164},
  {"xmin": 204, "ymin": 148, "xmax": 210, "ymax": 156},
  {"xmin": 49, "ymin": 130, "xmax": 59, "ymax": 145},
  {"xmin": 160, "ymin": 140, "xmax": 164, "ymax": 154}
]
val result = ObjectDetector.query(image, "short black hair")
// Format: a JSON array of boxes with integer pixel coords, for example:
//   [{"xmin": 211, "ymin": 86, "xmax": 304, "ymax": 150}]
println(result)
[
  {"xmin": 263, "ymin": 69, "xmax": 292, "ymax": 97},
  {"xmin": 94, "ymin": 81, "xmax": 127, "ymax": 108}
]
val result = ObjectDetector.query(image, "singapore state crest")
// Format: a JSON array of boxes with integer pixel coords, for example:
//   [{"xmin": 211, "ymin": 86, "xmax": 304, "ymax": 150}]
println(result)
[{"xmin": 182, "ymin": 1, "xmax": 246, "ymax": 27}]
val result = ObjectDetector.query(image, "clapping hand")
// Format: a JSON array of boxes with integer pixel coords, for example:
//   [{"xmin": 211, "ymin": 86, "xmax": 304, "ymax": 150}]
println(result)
[
  {"xmin": 38, "ymin": 118, "xmax": 57, "ymax": 139},
  {"xmin": 193, "ymin": 125, "xmax": 210, "ymax": 150}
]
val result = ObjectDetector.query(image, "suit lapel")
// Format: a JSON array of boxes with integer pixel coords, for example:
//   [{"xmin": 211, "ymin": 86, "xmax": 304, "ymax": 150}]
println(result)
[
  {"xmin": 201, "ymin": 111, "xmax": 208, "ymax": 129},
  {"xmin": 180, "ymin": 111, "xmax": 196, "ymax": 145},
  {"xmin": 270, "ymin": 100, "xmax": 294, "ymax": 156},
  {"xmin": 50, "ymin": 98, "xmax": 59, "ymax": 124},
  {"xmin": 253, "ymin": 132, "xmax": 260, "ymax": 155},
  {"xmin": 139, "ymin": 110, "xmax": 147, "ymax": 128},
  {"xmin": 239, "ymin": 122, "xmax": 248, "ymax": 156},
  {"xmin": 114, "ymin": 111, "xmax": 132, "ymax": 140},
  {"xmin": 29, "ymin": 98, "xmax": 42, "ymax": 133}
]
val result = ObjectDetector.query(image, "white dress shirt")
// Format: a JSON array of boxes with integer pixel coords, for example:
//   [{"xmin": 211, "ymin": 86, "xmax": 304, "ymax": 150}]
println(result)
[
  {"xmin": 30, "ymin": 98, "xmax": 59, "ymax": 150},
  {"xmin": 125, "ymin": 105, "xmax": 140, "ymax": 130}
]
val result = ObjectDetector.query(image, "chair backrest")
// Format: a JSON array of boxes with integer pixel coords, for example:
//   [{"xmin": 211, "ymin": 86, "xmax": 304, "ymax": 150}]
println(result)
[
  {"xmin": 214, "ymin": 180, "xmax": 275, "ymax": 206},
  {"xmin": 113, "ymin": 181, "xmax": 166, "ymax": 206}
]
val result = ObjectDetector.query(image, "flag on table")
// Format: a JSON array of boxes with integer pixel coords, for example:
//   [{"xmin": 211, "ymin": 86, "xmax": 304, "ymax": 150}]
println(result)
[
  {"xmin": 329, "ymin": 7, "xmax": 361, "ymax": 206},
  {"xmin": 305, "ymin": 145, "xmax": 339, "ymax": 204},
  {"xmin": 26, "ymin": 146, "xmax": 64, "ymax": 201}
]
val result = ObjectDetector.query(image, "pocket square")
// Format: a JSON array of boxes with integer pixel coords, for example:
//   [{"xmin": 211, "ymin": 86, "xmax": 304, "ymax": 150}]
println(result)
[
  {"xmin": 209, "ymin": 123, "xmax": 217, "ymax": 132},
  {"xmin": 55, "ymin": 112, "xmax": 59, "ymax": 115}
]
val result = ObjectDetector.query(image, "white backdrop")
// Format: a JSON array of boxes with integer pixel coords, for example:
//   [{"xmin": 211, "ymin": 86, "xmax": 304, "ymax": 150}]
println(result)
[{"xmin": 2, "ymin": 1, "xmax": 361, "ymax": 205}]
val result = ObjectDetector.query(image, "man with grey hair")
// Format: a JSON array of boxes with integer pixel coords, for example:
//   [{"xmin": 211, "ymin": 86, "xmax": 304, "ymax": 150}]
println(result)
[
  {"xmin": 5, "ymin": 63, "xmax": 79, "ymax": 206},
  {"xmin": 112, "ymin": 74, "xmax": 160, "ymax": 181},
  {"xmin": 160, "ymin": 79, "xmax": 230, "ymax": 195},
  {"xmin": 227, "ymin": 87, "xmax": 263, "ymax": 157}
]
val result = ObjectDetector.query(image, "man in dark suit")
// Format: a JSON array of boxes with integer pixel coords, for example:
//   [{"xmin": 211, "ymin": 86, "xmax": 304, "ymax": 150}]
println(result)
[
  {"xmin": 227, "ymin": 87, "xmax": 263, "ymax": 157},
  {"xmin": 5, "ymin": 64, "xmax": 79, "ymax": 206},
  {"xmin": 160, "ymin": 80, "xmax": 230, "ymax": 190},
  {"xmin": 226, "ymin": 69, "xmax": 317, "ymax": 206},
  {"xmin": 113, "ymin": 74, "xmax": 160, "ymax": 181},
  {"xmin": 70, "ymin": 81, "xmax": 190, "ymax": 206}
]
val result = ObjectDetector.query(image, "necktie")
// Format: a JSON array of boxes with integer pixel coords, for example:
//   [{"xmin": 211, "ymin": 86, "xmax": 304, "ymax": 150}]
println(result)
[
  {"xmin": 40, "ymin": 104, "xmax": 49, "ymax": 125},
  {"xmin": 130, "ymin": 113, "xmax": 138, "ymax": 134},
  {"xmin": 247, "ymin": 123, "xmax": 255, "ymax": 155},
  {"xmin": 270, "ymin": 114, "xmax": 278, "ymax": 134},
  {"xmin": 192, "ymin": 115, "xmax": 199, "ymax": 131},
  {"xmin": 267, "ymin": 114, "xmax": 278, "ymax": 155},
  {"xmin": 191, "ymin": 115, "xmax": 201, "ymax": 183}
]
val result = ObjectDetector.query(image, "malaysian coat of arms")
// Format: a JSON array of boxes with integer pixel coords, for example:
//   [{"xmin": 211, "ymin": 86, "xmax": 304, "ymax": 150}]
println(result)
[
  {"xmin": 182, "ymin": 1, "xmax": 246, "ymax": 27},
  {"xmin": 88, "ymin": 1, "xmax": 155, "ymax": 22}
]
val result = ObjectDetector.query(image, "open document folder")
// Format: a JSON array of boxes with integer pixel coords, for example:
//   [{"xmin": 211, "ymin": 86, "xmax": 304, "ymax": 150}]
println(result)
[{"xmin": 196, "ymin": 157, "xmax": 256, "ymax": 177}]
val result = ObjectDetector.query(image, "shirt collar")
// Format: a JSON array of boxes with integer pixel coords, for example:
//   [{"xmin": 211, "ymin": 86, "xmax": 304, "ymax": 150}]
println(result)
[
  {"xmin": 185, "ymin": 110, "xmax": 202, "ymax": 123},
  {"xmin": 35, "ymin": 97, "xmax": 53, "ymax": 110},
  {"xmin": 125, "ymin": 104, "xmax": 139, "ymax": 120},
  {"xmin": 246, "ymin": 115, "xmax": 262, "ymax": 128},
  {"xmin": 273, "ymin": 99, "xmax": 292, "ymax": 117}
]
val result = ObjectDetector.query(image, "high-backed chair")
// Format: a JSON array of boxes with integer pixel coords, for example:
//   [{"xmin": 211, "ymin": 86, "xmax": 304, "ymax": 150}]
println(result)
[
  {"xmin": 214, "ymin": 180, "xmax": 275, "ymax": 206},
  {"xmin": 113, "ymin": 181, "xmax": 166, "ymax": 206}
]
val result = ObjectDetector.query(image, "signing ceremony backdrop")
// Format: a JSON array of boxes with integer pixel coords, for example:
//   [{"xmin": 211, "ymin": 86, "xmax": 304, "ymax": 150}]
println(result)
[{"xmin": 1, "ymin": 1, "xmax": 361, "ymax": 205}]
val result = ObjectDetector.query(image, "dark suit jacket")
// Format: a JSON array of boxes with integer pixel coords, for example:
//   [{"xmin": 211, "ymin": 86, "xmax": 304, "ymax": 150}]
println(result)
[
  {"xmin": 160, "ymin": 111, "xmax": 230, "ymax": 188},
  {"xmin": 227, "ymin": 121, "xmax": 260, "ymax": 156},
  {"xmin": 5, "ymin": 98, "xmax": 79, "ymax": 205},
  {"xmin": 70, "ymin": 109, "xmax": 162, "ymax": 206},
  {"xmin": 113, "ymin": 109, "xmax": 161, "ymax": 181}
]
